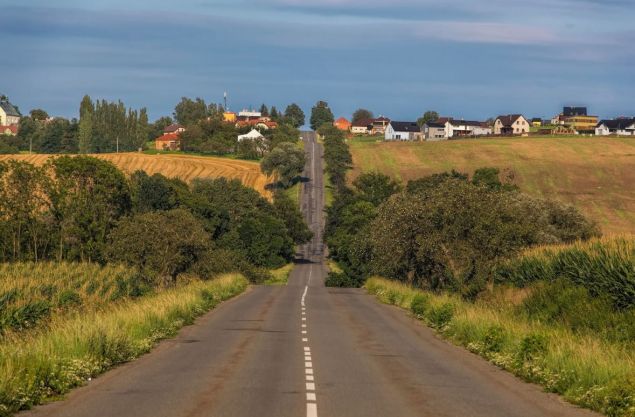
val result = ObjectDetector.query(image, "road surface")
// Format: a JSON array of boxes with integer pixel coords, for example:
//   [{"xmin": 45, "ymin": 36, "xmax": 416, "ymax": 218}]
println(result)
[{"xmin": 23, "ymin": 132, "xmax": 599, "ymax": 417}]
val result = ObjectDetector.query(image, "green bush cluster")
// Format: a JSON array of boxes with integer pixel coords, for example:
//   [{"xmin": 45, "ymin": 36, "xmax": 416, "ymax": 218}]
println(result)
[{"xmin": 495, "ymin": 237, "xmax": 635, "ymax": 309}]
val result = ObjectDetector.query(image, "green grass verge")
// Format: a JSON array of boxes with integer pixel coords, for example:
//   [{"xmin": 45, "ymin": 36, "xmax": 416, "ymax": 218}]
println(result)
[
  {"xmin": 365, "ymin": 277, "xmax": 635, "ymax": 417},
  {"xmin": 0, "ymin": 274, "xmax": 248, "ymax": 416},
  {"xmin": 264, "ymin": 264, "xmax": 294, "ymax": 286}
]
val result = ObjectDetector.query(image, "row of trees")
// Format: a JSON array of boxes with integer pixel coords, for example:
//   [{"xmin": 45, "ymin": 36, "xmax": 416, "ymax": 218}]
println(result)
[
  {"xmin": 78, "ymin": 96, "xmax": 150, "ymax": 153},
  {"xmin": 322, "ymin": 130, "xmax": 600, "ymax": 296},
  {"xmin": 0, "ymin": 157, "xmax": 312, "ymax": 284}
]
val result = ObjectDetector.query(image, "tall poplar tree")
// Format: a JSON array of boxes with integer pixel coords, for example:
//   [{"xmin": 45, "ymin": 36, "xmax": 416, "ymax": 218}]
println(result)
[{"xmin": 78, "ymin": 95, "xmax": 94, "ymax": 154}]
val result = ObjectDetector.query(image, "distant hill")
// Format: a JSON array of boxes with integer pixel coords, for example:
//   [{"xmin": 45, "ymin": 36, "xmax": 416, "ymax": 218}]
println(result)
[{"xmin": 349, "ymin": 137, "xmax": 635, "ymax": 234}]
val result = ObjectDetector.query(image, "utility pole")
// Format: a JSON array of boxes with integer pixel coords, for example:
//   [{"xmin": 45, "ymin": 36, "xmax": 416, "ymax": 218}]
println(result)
[
  {"xmin": 224, "ymin": 91, "xmax": 228, "ymax": 111},
  {"xmin": 116, "ymin": 135, "xmax": 119, "ymax": 153}
]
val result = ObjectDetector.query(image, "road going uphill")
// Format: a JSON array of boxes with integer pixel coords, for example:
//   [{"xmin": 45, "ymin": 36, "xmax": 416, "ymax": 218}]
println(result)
[{"xmin": 24, "ymin": 132, "xmax": 599, "ymax": 417}]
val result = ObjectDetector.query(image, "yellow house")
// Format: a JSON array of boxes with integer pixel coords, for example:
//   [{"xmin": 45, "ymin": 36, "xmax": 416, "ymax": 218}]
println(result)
[
  {"xmin": 564, "ymin": 115, "xmax": 598, "ymax": 133},
  {"xmin": 223, "ymin": 112, "xmax": 237, "ymax": 123}
]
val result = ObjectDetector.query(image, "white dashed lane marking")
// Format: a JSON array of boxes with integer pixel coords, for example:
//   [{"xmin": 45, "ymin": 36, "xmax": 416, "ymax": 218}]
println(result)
[{"xmin": 302, "ymin": 265, "xmax": 317, "ymax": 417}]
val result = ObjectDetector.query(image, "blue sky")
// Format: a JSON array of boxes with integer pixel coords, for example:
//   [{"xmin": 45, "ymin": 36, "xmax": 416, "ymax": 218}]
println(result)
[{"xmin": 1, "ymin": 0, "xmax": 633, "ymax": 122}]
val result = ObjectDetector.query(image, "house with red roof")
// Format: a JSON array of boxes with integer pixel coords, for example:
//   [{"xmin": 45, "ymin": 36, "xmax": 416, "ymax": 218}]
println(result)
[
  {"xmin": 154, "ymin": 132, "xmax": 181, "ymax": 151},
  {"xmin": 333, "ymin": 117, "xmax": 351, "ymax": 132}
]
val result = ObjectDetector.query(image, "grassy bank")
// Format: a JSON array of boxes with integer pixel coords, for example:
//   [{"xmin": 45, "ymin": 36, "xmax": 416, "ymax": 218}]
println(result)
[
  {"xmin": 349, "ymin": 137, "xmax": 635, "ymax": 234},
  {"xmin": 0, "ymin": 273, "xmax": 247, "ymax": 416},
  {"xmin": 366, "ymin": 277, "xmax": 635, "ymax": 417},
  {"xmin": 264, "ymin": 264, "xmax": 294, "ymax": 285}
]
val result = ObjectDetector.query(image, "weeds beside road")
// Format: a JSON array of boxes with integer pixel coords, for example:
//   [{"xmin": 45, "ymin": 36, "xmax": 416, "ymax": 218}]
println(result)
[
  {"xmin": 366, "ymin": 276, "xmax": 635, "ymax": 417},
  {"xmin": 0, "ymin": 272, "xmax": 247, "ymax": 416}
]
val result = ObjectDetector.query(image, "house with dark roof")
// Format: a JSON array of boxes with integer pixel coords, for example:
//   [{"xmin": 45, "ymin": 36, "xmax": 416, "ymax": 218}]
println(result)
[
  {"xmin": 494, "ymin": 114, "xmax": 529, "ymax": 135},
  {"xmin": 446, "ymin": 119, "xmax": 492, "ymax": 137},
  {"xmin": 371, "ymin": 116, "xmax": 391, "ymax": 135},
  {"xmin": 422, "ymin": 121, "xmax": 446, "ymax": 141},
  {"xmin": 163, "ymin": 124, "xmax": 186, "ymax": 135},
  {"xmin": 595, "ymin": 118, "xmax": 635, "ymax": 136},
  {"xmin": 0, "ymin": 98, "xmax": 21, "ymax": 127},
  {"xmin": 385, "ymin": 121, "xmax": 422, "ymax": 141},
  {"xmin": 351, "ymin": 119, "xmax": 372, "ymax": 134}
]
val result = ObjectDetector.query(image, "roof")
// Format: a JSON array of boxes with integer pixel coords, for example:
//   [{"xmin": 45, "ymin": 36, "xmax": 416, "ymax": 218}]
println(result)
[
  {"xmin": 163, "ymin": 124, "xmax": 184, "ymax": 133},
  {"xmin": 352, "ymin": 118, "xmax": 373, "ymax": 128},
  {"xmin": 425, "ymin": 121, "xmax": 445, "ymax": 128},
  {"xmin": 449, "ymin": 119, "xmax": 485, "ymax": 127},
  {"xmin": 236, "ymin": 119, "xmax": 278, "ymax": 129},
  {"xmin": 389, "ymin": 121, "xmax": 420, "ymax": 133},
  {"xmin": 155, "ymin": 133, "xmax": 180, "ymax": 142},
  {"xmin": 0, "ymin": 125, "xmax": 18, "ymax": 134},
  {"xmin": 0, "ymin": 101, "xmax": 21, "ymax": 117},
  {"xmin": 597, "ymin": 118, "xmax": 635, "ymax": 130},
  {"xmin": 496, "ymin": 114, "xmax": 523, "ymax": 127},
  {"xmin": 373, "ymin": 116, "xmax": 390, "ymax": 123},
  {"xmin": 238, "ymin": 129, "xmax": 265, "ymax": 140},
  {"xmin": 335, "ymin": 117, "xmax": 350, "ymax": 124}
]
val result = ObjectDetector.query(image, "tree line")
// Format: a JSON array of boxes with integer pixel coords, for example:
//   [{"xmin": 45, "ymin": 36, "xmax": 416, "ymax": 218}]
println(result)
[
  {"xmin": 0, "ymin": 157, "xmax": 312, "ymax": 284},
  {"xmin": 321, "ymin": 129, "xmax": 600, "ymax": 296}
]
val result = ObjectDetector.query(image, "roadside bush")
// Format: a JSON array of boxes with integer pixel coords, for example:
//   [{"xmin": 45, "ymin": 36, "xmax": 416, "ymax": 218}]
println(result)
[
  {"xmin": 325, "ymin": 271, "xmax": 364, "ymax": 288},
  {"xmin": 495, "ymin": 236, "xmax": 635, "ymax": 310},
  {"xmin": 427, "ymin": 302, "xmax": 455, "ymax": 330},
  {"xmin": 410, "ymin": 293, "xmax": 429, "ymax": 317},
  {"xmin": 107, "ymin": 209, "xmax": 210, "ymax": 285}
]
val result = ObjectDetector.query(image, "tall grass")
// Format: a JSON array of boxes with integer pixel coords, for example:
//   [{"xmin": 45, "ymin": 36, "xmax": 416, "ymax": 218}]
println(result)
[
  {"xmin": 0, "ymin": 273, "xmax": 247, "ymax": 416},
  {"xmin": 0, "ymin": 263, "xmax": 145, "ymax": 334},
  {"xmin": 366, "ymin": 277, "xmax": 635, "ymax": 417},
  {"xmin": 494, "ymin": 236, "xmax": 635, "ymax": 309}
]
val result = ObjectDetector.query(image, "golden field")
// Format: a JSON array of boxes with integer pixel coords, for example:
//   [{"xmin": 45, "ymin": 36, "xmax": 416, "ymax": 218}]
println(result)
[
  {"xmin": 349, "ymin": 137, "xmax": 635, "ymax": 234},
  {"xmin": 0, "ymin": 153, "xmax": 272, "ymax": 198}
]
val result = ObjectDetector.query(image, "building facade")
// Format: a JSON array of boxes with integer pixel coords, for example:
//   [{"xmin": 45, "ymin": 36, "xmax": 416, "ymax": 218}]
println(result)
[
  {"xmin": 494, "ymin": 115, "xmax": 530, "ymax": 135},
  {"xmin": 595, "ymin": 119, "xmax": 635, "ymax": 136},
  {"xmin": 385, "ymin": 121, "xmax": 423, "ymax": 141}
]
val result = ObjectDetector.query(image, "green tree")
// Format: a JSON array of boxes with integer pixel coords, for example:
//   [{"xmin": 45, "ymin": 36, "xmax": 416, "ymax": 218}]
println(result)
[
  {"xmin": 260, "ymin": 142, "xmax": 306, "ymax": 188},
  {"xmin": 29, "ymin": 109, "xmax": 49, "ymax": 121},
  {"xmin": 284, "ymin": 103, "xmax": 305, "ymax": 128},
  {"xmin": 136, "ymin": 108, "xmax": 150, "ymax": 150},
  {"xmin": 174, "ymin": 97, "xmax": 208, "ymax": 126},
  {"xmin": 273, "ymin": 190, "xmax": 312, "ymax": 245},
  {"xmin": 259, "ymin": 104, "xmax": 269, "ymax": 117},
  {"xmin": 270, "ymin": 106, "xmax": 280, "ymax": 121},
  {"xmin": 0, "ymin": 160, "xmax": 52, "ymax": 261},
  {"xmin": 352, "ymin": 108, "xmax": 373, "ymax": 124},
  {"xmin": 48, "ymin": 156, "xmax": 131, "ymax": 262},
  {"xmin": 353, "ymin": 172, "xmax": 401, "ymax": 206},
  {"xmin": 310, "ymin": 101, "xmax": 334, "ymax": 131},
  {"xmin": 78, "ymin": 95, "xmax": 94, "ymax": 154},
  {"xmin": 416, "ymin": 110, "xmax": 440, "ymax": 127},
  {"xmin": 107, "ymin": 209, "xmax": 210, "ymax": 285}
]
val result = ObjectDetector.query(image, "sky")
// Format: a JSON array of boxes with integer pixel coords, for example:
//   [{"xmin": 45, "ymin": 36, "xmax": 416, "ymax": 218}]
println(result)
[{"xmin": 1, "ymin": 0, "xmax": 634, "ymax": 122}]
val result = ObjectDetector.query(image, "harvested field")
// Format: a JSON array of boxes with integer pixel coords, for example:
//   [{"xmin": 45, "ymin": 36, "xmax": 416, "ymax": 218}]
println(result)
[
  {"xmin": 350, "ymin": 137, "xmax": 635, "ymax": 234},
  {"xmin": 0, "ymin": 153, "xmax": 272, "ymax": 198}
]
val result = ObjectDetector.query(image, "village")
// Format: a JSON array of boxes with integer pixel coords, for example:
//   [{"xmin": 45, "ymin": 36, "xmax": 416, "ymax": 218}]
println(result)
[{"xmin": 2, "ymin": 94, "xmax": 634, "ymax": 153}]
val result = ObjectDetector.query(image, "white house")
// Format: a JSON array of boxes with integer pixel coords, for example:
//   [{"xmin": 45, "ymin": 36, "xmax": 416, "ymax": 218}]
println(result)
[
  {"xmin": 0, "ymin": 99, "xmax": 21, "ymax": 126},
  {"xmin": 237, "ymin": 128, "xmax": 265, "ymax": 142},
  {"xmin": 385, "ymin": 121, "xmax": 422, "ymax": 141},
  {"xmin": 494, "ymin": 115, "xmax": 530, "ymax": 135},
  {"xmin": 351, "ymin": 119, "xmax": 372, "ymax": 134},
  {"xmin": 595, "ymin": 119, "xmax": 635, "ymax": 136},
  {"xmin": 445, "ymin": 120, "xmax": 492, "ymax": 138}
]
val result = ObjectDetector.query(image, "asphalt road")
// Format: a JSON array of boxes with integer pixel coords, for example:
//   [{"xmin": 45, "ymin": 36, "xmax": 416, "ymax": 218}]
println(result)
[{"xmin": 23, "ymin": 132, "xmax": 600, "ymax": 417}]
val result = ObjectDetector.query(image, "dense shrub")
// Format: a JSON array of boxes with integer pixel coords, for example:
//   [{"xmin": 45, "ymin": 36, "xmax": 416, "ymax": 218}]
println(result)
[{"xmin": 495, "ymin": 237, "xmax": 634, "ymax": 309}]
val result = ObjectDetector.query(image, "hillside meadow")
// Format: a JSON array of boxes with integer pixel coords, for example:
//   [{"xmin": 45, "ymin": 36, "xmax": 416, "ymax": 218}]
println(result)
[
  {"xmin": 0, "ymin": 153, "xmax": 272, "ymax": 198},
  {"xmin": 349, "ymin": 137, "xmax": 635, "ymax": 234}
]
